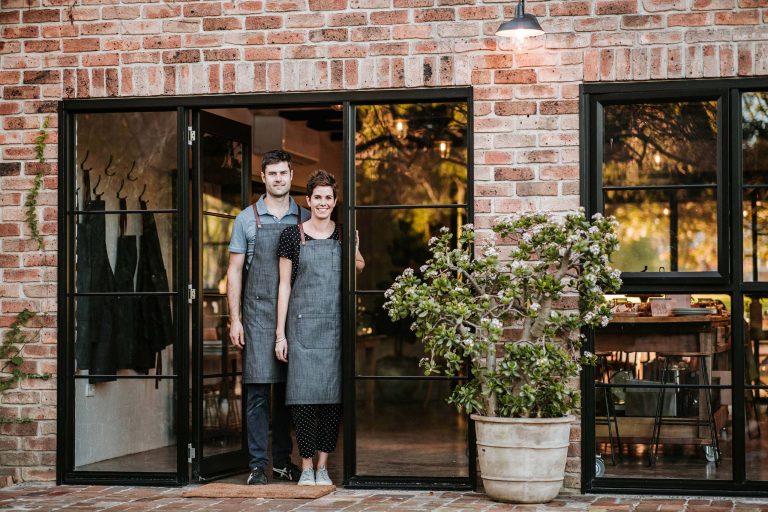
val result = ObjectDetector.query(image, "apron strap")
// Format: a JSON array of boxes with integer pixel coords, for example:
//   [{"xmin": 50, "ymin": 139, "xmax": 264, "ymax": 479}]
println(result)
[
  {"xmin": 252, "ymin": 203, "xmax": 263, "ymax": 229},
  {"xmin": 298, "ymin": 222, "xmax": 306, "ymax": 246}
]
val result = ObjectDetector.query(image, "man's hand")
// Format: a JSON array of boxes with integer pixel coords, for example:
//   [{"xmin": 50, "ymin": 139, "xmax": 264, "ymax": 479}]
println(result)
[
  {"xmin": 275, "ymin": 339, "xmax": 288, "ymax": 362},
  {"xmin": 230, "ymin": 320, "xmax": 245, "ymax": 349}
]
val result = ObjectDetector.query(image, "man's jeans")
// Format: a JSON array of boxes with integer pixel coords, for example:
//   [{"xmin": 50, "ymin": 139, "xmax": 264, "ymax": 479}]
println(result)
[{"xmin": 245, "ymin": 383, "xmax": 292, "ymax": 471}]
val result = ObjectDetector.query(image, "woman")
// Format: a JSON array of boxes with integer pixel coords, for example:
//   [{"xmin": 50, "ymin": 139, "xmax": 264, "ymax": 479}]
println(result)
[{"xmin": 274, "ymin": 169, "xmax": 364, "ymax": 486}]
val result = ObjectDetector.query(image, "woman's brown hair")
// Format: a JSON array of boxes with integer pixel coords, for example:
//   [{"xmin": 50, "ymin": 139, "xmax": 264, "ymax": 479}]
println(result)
[{"xmin": 306, "ymin": 169, "xmax": 337, "ymax": 198}]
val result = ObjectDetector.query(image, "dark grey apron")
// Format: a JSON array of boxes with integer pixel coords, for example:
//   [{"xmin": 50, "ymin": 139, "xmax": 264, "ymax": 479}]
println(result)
[
  {"xmin": 241, "ymin": 204, "xmax": 296, "ymax": 383},
  {"xmin": 286, "ymin": 223, "xmax": 342, "ymax": 405}
]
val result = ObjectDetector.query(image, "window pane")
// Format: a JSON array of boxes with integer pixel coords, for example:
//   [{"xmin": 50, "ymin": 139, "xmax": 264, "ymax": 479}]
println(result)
[
  {"xmin": 75, "ymin": 377, "xmax": 176, "ymax": 472},
  {"xmin": 602, "ymin": 101, "xmax": 718, "ymax": 187},
  {"xmin": 355, "ymin": 208, "xmax": 466, "ymax": 291},
  {"xmin": 202, "ymin": 133, "xmax": 242, "ymax": 216},
  {"xmin": 74, "ymin": 296, "xmax": 175, "ymax": 376},
  {"xmin": 203, "ymin": 215, "xmax": 233, "ymax": 292},
  {"xmin": 355, "ymin": 381, "xmax": 468, "ymax": 477},
  {"xmin": 604, "ymin": 188, "xmax": 717, "ymax": 272},
  {"xmin": 355, "ymin": 103, "xmax": 468, "ymax": 206},
  {"xmin": 742, "ymin": 295, "xmax": 768, "ymax": 480},
  {"xmin": 742, "ymin": 92, "xmax": 768, "ymax": 185},
  {"xmin": 201, "ymin": 376, "xmax": 243, "ymax": 458},
  {"xmin": 743, "ymin": 189, "xmax": 768, "ymax": 282},
  {"xmin": 75, "ymin": 111, "xmax": 177, "ymax": 211},
  {"xmin": 75, "ymin": 212, "xmax": 177, "ymax": 294},
  {"xmin": 202, "ymin": 294, "xmax": 241, "ymax": 377},
  {"xmin": 594, "ymin": 293, "xmax": 731, "ymax": 480}
]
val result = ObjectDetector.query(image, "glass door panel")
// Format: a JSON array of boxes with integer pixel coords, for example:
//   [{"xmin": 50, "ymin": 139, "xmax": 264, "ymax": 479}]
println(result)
[
  {"xmin": 67, "ymin": 110, "xmax": 182, "ymax": 482},
  {"xmin": 349, "ymin": 101, "xmax": 472, "ymax": 486},
  {"xmin": 192, "ymin": 110, "xmax": 251, "ymax": 480}
]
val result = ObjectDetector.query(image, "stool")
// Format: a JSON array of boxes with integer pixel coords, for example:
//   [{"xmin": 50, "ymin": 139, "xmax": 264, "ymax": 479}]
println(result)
[
  {"xmin": 649, "ymin": 352, "xmax": 720, "ymax": 467},
  {"xmin": 595, "ymin": 351, "xmax": 621, "ymax": 465}
]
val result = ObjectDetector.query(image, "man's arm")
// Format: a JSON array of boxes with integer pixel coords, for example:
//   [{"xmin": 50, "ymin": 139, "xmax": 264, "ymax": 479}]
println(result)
[{"xmin": 227, "ymin": 252, "xmax": 246, "ymax": 348}]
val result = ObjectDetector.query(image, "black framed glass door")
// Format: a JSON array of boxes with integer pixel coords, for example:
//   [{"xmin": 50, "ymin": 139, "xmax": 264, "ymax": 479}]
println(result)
[
  {"xmin": 344, "ymin": 100, "xmax": 475, "ymax": 489},
  {"xmin": 190, "ymin": 110, "xmax": 251, "ymax": 480},
  {"xmin": 59, "ymin": 109, "xmax": 187, "ymax": 484}
]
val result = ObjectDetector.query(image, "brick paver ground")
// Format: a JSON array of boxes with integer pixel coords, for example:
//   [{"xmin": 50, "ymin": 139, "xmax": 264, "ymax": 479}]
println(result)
[{"xmin": 1, "ymin": 485, "xmax": 768, "ymax": 511}]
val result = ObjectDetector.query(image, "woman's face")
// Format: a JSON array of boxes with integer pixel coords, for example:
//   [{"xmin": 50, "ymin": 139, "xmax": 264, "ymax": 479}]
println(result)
[{"xmin": 307, "ymin": 185, "xmax": 337, "ymax": 220}]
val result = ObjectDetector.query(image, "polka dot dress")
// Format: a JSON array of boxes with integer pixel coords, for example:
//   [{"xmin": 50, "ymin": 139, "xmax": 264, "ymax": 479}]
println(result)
[
  {"xmin": 291, "ymin": 404, "xmax": 343, "ymax": 459},
  {"xmin": 277, "ymin": 224, "xmax": 340, "ymax": 285}
]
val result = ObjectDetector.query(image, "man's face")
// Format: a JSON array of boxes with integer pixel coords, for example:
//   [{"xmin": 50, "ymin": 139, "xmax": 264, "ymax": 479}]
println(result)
[{"xmin": 262, "ymin": 161, "xmax": 292, "ymax": 198}]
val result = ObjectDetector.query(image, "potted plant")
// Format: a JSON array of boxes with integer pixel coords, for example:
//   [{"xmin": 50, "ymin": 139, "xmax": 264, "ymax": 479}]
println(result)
[{"xmin": 384, "ymin": 209, "xmax": 622, "ymax": 503}]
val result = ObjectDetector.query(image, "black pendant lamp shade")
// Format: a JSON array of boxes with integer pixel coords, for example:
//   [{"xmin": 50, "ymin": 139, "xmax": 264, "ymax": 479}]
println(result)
[{"xmin": 496, "ymin": 0, "xmax": 544, "ymax": 38}]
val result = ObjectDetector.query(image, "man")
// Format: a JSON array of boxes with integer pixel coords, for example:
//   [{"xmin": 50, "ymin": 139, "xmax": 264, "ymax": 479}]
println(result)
[{"xmin": 227, "ymin": 150, "xmax": 310, "ymax": 485}]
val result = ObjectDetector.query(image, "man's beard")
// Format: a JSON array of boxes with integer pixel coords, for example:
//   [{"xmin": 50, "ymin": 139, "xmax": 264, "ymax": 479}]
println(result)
[{"xmin": 267, "ymin": 188, "xmax": 289, "ymax": 199}]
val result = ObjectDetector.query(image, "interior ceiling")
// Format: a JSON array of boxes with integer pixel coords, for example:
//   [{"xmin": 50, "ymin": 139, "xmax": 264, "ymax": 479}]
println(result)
[{"xmin": 251, "ymin": 107, "xmax": 343, "ymax": 142}]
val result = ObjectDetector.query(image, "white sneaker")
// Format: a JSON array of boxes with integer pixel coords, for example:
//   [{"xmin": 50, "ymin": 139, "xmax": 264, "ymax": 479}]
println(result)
[
  {"xmin": 298, "ymin": 467, "xmax": 315, "ymax": 486},
  {"xmin": 315, "ymin": 466, "xmax": 332, "ymax": 486}
]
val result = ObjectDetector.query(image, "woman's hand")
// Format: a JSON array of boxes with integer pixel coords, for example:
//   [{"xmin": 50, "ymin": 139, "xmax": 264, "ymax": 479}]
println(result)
[
  {"xmin": 355, "ymin": 229, "xmax": 365, "ymax": 272},
  {"xmin": 275, "ymin": 338, "xmax": 288, "ymax": 362}
]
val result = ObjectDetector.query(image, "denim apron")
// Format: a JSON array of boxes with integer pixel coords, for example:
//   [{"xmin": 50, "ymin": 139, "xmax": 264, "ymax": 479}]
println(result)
[
  {"xmin": 285, "ymin": 223, "xmax": 342, "ymax": 405},
  {"xmin": 242, "ymin": 204, "xmax": 296, "ymax": 384}
]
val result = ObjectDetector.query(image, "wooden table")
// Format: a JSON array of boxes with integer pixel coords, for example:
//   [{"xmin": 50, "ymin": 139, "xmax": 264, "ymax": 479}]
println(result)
[{"xmin": 595, "ymin": 315, "xmax": 731, "ymax": 446}]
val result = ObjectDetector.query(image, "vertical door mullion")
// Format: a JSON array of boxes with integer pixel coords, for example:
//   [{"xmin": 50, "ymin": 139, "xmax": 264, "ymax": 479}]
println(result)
[
  {"xmin": 731, "ymin": 88, "xmax": 746, "ymax": 484},
  {"xmin": 189, "ymin": 109, "xmax": 203, "ymax": 480},
  {"xmin": 176, "ymin": 107, "xmax": 191, "ymax": 484},
  {"xmin": 342, "ymin": 100, "xmax": 356, "ymax": 484}
]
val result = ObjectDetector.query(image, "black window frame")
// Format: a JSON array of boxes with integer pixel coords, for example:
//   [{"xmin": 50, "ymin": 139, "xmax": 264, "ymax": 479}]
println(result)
[{"xmin": 581, "ymin": 77, "xmax": 768, "ymax": 496}]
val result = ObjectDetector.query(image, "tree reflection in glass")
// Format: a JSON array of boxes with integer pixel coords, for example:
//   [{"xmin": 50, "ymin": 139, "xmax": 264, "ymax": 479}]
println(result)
[
  {"xmin": 742, "ymin": 92, "xmax": 768, "ymax": 282},
  {"xmin": 602, "ymin": 101, "xmax": 718, "ymax": 272}
]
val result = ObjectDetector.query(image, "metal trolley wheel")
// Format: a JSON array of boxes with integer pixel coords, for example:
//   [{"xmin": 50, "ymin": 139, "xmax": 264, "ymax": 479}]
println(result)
[
  {"xmin": 704, "ymin": 444, "xmax": 719, "ymax": 463},
  {"xmin": 595, "ymin": 455, "xmax": 606, "ymax": 477}
]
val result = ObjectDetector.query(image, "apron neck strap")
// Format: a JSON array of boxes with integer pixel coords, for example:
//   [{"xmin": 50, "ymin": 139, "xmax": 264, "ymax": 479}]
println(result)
[
  {"xmin": 298, "ymin": 222, "xmax": 306, "ymax": 245},
  {"xmin": 252, "ymin": 203, "xmax": 263, "ymax": 229}
]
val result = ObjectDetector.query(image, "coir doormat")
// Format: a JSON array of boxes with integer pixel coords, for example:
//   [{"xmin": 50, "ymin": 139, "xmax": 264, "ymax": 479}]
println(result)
[{"xmin": 182, "ymin": 482, "xmax": 336, "ymax": 499}]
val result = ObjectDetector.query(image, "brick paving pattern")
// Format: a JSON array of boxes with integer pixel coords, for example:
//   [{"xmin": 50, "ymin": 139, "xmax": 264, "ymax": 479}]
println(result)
[{"xmin": 1, "ymin": 486, "xmax": 768, "ymax": 511}]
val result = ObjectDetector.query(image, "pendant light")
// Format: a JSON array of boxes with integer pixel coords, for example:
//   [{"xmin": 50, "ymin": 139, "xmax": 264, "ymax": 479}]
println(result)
[{"xmin": 496, "ymin": 0, "xmax": 544, "ymax": 45}]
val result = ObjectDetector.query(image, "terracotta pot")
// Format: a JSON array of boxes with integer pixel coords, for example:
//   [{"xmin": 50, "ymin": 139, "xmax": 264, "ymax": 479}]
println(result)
[{"xmin": 471, "ymin": 414, "xmax": 574, "ymax": 503}]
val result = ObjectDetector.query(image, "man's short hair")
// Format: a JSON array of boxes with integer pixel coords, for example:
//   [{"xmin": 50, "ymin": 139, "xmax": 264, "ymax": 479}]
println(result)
[
  {"xmin": 261, "ymin": 150, "xmax": 292, "ymax": 174},
  {"xmin": 306, "ymin": 169, "xmax": 337, "ymax": 198}
]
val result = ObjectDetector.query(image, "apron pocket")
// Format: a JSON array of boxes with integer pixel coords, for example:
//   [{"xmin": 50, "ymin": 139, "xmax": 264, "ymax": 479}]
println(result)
[
  {"xmin": 294, "ymin": 314, "xmax": 340, "ymax": 349},
  {"xmin": 250, "ymin": 295, "xmax": 277, "ymax": 330}
]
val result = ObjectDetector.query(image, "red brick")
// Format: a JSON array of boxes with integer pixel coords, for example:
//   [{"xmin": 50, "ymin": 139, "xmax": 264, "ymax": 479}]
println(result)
[
  {"xmin": 414, "ymin": 7, "xmax": 455, "ymax": 22},
  {"xmin": 393, "ymin": 25, "xmax": 432, "ymax": 38},
  {"xmin": 642, "ymin": 0, "xmax": 687, "ymax": 9},
  {"xmin": 21, "ymin": 9, "xmax": 59, "ymax": 23},
  {"xmin": 540, "ymin": 100, "xmax": 579, "ymax": 114},
  {"xmin": 62, "ymin": 38, "xmax": 99, "ymax": 52},
  {"xmin": 2, "ymin": 26, "xmax": 39, "ymax": 39},
  {"xmin": 2, "ymin": 86, "xmax": 38, "ymax": 100},
  {"xmin": 285, "ymin": 13, "xmax": 324, "ymax": 27},
  {"xmin": 203, "ymin": 48, "xmax": 241, "ymax": 61},
  {"xmin": 162, "ymin": 50, "xmax": 200, "ymax": 64},
  {"xmin": 268, "ymin": 30, "xmax": 308, "ymax": 43},
  {"xmin": 692, "ymin": 0, "xmax": 734, "ymax": 8},
  {"xmin": 102, "ymin": 6, "xmax": 140, "ymax": 20},
  {"xmin": 22, "ymin": 71, "xmax": 59, "ymax": 85},
  {"xmin": 517, "ymin": 182, "xmax": 558, "ymax": 196},
  {"xmin": 143, "ymin": 4, "xmax": 182, "ymax": 18},
  {"xmin": 596, "ymin": 0, "xmax": 637, "ymax": 13},
  {"xmin": 329, "ymin": 12, "xmax": 367, "ymax": 25},
  {"xmin": 183, "ymin": 3, "xmax": 222, "ymax": 17},
  {"xmin": 457, "ymin": 6, "xmax": 498, "ymax": 19},
  {"xmin": 245, "ymin": 47, "xmax": 283, "ymax": 60},
  {"xmin": 24, "ymin": 40, "xmax": 60, "ymax": 53},
  {"xmin": 203, "ymin": 17, "xmax": 243, "ymax": 30},
  {"xmin": 309, "ymin": 0, "xmax": 347, "ymax": 9},
  {"xmin": 715, "ymin": 10, "xmax": 760, "ymax": 24},
  {"xmin": 370, "ymin": 10, "xmax": 409, "ymax": 24},
  {"xmin": 80, "ymin": 22, "xmax": 119, "ymax": 35},
  {"xmin": 549, "ymin": 1, "xmax": 591, "ymax": 15},
  {"xmin": 495, "ymin": 69, "xmax": 536, "ymax": 84},
  {"xmin": 351, "ymin": 26, "xmax": 389, "ymax": 41},
  {"xmin": 143, "ymin": 35, "xmax": 181, "ymax": 49},
  {"xmin": 668, "ymin": 12, "xmax": 711, "ymax": 26},
  {"xmin": 0, "ymin": 10, "xmax": 20, "ymax": 24},
  {"xmin": 622, "ymin": 14, "xmax": 663, "ymax": 28},
  {"xmin": 245, "ymin": 15, "xmax": 283, "ymax": 29},
  {"xmin": 495, "ymin": 167, "xmax": 534, "ymax": 181}
]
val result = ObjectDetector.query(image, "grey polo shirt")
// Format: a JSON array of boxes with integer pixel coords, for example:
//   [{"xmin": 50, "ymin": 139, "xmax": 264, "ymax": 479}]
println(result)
[{"xmin": 228, "ymin": 195, "xmax": 310, "ymax": 271}]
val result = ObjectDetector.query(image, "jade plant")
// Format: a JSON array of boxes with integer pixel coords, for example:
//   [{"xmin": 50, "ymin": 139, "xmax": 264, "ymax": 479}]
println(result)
[{"xmin": 383, "ymin": 209, "xmax": 622, "ymax": 418}]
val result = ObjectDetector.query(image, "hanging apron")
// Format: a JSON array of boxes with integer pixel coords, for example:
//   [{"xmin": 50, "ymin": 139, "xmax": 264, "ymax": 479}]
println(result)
[
  {"xmin": 241, "ymin": 204, "xmax": 297, "ymax": 384},
  {"xmin": 113, "ymin": 235, "xmax": 143, "ymax": 371},
  {"xmin": 285, "ymin": 224, "xmax": 342, "ymax": 405}
]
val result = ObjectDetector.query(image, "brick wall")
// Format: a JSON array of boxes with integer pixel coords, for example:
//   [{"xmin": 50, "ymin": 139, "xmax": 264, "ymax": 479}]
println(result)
[{"xmin": 1, "ymin": 0, "xmax": 767, "ymax": 486}]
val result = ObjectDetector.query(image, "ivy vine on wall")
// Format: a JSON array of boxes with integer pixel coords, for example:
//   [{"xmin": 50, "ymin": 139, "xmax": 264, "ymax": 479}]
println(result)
[{"xmin": 26, "ymin": 117, "xmax": 48, "ymax": 250}]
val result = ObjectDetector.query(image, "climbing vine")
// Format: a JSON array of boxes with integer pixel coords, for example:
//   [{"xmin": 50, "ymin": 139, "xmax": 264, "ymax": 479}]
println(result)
[
  {"xmin": 0, "ymin": 309, "xmax": 51, "ymax": 423},
  {"xmin": 26, "ymin": 117, "xmax": 48, "ymax": 250}
]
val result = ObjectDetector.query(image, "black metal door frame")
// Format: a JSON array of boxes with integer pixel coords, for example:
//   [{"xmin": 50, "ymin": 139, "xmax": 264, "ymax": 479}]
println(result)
[
  {"xmin": 58, "ymin": 88, "xmax": 474, "ymax": 488},
  {"xmin": 189, "ymin": 110, "xmax": 252, "ymax": 481}
]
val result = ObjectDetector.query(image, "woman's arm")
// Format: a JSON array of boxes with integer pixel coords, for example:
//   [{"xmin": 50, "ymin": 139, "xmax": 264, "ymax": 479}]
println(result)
[
  {"xmin": 355, "ymin": 229, "xmax": 365, "ymax": 273},
  {"xmin": 275, "ymin": 257, "xmax": 292, "ymax": 362}
]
